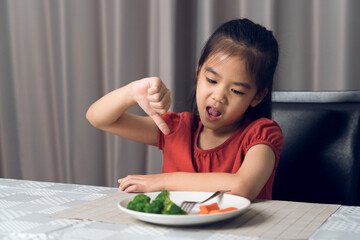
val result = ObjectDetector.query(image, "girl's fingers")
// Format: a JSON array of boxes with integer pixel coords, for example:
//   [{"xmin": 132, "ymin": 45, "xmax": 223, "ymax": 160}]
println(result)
[
  {"xmin": 148, "ymin": 87, "xmax": 170, "ymax": 103},
  {"xmin": 118, "ymin": 176, "xmax": 146, "ymax": 193},
  {"xmin": 118, "ymin": 175, "xmax": 142, "ymax": 190},
  {"xmin": 149, "ymin": 90, "xmax": 171, "ymax": 112},
  {"xmin": 119, "ymin": 183, "xmax": 139, "ymax": 193},
  {"xmin": 147, "ymin": 78, "xmax": 170, "ymax": 100},
  {"xmin": 118, "ymin": 174, "xmax": 164, "ymax": 193},
  {"xmin": 148, "ymin": 86, "xmax": 164, "ymax": 97},
  {"xmin": 123, "ymin": 184, "xmax": 140, "ymax": 193},
  {"xmin": 149, "ymin": 102, "xmax": 168, "ymax": 114},
  {"xmin": 119, "ymin": 180, "xmax": 137, "ymax": 192},
  {"xmin": 147, "ymin": 77, "xmax": 164, "ymax": 94},
  {"xmin": 155, "ymin": 100, "xmax": 171, "ymax": 115}
]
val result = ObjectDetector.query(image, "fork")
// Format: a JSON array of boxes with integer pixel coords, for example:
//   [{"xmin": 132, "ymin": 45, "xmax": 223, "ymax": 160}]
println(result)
[{"xmin": 180, "ymin": 190, "xmax": 231, "ymax": 213}]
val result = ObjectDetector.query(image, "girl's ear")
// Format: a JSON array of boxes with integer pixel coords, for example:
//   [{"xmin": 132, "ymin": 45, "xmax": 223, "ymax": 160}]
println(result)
[{"xmin": 250, "ymin": 88, "xmax": 268, "ymax": 107}]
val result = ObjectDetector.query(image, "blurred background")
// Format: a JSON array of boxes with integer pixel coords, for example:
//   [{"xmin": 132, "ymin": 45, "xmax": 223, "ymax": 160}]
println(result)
[{"xmin": 0, "ymin": 0, "xmax": 359, "ymax": 187}]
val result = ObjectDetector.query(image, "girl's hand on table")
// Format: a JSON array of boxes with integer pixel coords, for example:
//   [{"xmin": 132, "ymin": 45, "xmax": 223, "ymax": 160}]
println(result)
[{"xmin": 118, "ymin": 174, "xmax": 165, "ymax": 193}]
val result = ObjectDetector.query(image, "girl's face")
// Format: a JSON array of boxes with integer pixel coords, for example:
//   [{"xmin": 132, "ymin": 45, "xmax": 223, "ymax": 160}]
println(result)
[{"xmin": 196, "ymin": 53, "xmax": 265, "ymax": 135}]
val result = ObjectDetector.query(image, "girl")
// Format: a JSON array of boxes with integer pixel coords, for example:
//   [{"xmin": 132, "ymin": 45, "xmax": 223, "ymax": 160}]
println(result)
[{"xmin": 86, "ymin": 18, "xmax": 283, "ymax": 201}]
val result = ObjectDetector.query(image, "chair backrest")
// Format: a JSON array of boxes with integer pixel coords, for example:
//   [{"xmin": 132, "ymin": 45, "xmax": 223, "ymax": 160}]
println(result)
[{"xmin": 271, "ymin": 91, "xmax": 360, "ymax": 206}]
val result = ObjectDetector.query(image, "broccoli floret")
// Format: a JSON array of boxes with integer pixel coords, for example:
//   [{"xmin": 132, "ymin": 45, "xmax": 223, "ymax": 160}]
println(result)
[
  {"xmin": 162, "ymin": 203, "xmax": 187, "ymax": 215},
  {"xmin": 127, "ymin": 191, "xmax": 186, "ymax": 215},
  {"xmin": 145, "ymin": 199, "xmax": 164, "ymax": 213},
  {"xmin": 161, "ymin": 193, "xmax": 187, "ymax": 215},
  {"xmin": 155, "ymin": 190, "xmax": 169, "ymax": 201},
  {"xmin": 127, "ymin": 194, "xmax": 151, "ymax": 212}
]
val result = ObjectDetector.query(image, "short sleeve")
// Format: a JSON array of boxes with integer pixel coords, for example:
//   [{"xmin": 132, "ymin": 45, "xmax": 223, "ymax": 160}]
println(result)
[
  {"xmin": 158, "ymin": 112, "xmax": 182, "ymax": 150},
  {"xmin": 242, "ymin": 118, "xmax": 283, "ymax": 163}
]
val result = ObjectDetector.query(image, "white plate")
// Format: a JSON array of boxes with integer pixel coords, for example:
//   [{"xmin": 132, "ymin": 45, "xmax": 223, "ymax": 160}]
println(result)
[{"xmin": 117, "ymin": 191, "xmax": 250, "ymax": 226}]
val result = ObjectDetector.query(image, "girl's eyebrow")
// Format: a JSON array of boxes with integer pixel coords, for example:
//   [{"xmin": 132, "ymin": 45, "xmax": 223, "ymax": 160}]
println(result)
[
  {"xmin": 205, "ymin": 67, "xmax": 221, "ymax": 78},
  {"xmin": 205, "ymin": 67, "xmax": 251, "ymax": 89}
]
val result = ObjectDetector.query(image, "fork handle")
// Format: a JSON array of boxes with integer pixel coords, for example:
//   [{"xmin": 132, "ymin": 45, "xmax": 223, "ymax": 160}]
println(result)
[{"xmin": 200, "ymin": 190, "xmax": 231, "ymax": 204}]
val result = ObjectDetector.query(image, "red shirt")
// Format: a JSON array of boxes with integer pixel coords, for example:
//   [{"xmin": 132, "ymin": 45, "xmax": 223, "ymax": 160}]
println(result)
[{"xmin": 158, "ymin": 112, "xmax": 283, "ymax": 200}]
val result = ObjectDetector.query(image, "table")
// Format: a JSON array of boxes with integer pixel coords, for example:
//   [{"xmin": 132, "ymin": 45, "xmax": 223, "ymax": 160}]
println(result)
[{"xmin": 0, "ymin": 178, "xmax": 359, "ymax": 240}]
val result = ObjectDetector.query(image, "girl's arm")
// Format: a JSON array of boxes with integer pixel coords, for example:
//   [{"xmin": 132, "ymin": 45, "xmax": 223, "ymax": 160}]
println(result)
[
  {"xmin": 86, "ymin": 77, "xmax": 171, "ymax": 146},
  {"xmin": 118, "ymin": 144, "xmax": 275, "ymax": 201}
]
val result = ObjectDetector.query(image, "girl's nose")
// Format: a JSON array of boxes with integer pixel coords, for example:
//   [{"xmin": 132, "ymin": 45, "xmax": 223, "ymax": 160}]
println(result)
[{"xmin": 212, "ymin": 88, "xmax": 227, "ymax": 104}]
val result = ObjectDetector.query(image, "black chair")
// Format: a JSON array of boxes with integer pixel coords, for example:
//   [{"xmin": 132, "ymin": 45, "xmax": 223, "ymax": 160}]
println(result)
[{"xmin": 271, "ymin": 91, "xmax": 360, "ymax": 206}]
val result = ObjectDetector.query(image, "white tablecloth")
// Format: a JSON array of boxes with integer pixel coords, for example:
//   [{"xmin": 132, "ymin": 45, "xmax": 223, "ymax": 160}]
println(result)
[{"xmin": 0, "ymin": 178, "xmax": 359, "ymax": 240}]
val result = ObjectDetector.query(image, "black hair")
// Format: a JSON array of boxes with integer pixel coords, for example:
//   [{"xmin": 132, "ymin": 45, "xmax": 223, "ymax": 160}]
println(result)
[{"xmin": 191, "ymin": 18, "xmax": 279, "ymax": 120}]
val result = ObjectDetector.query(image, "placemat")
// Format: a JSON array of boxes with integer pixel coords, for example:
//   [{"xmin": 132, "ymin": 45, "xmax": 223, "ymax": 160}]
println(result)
[{"xmin": 50, "ymin": 192, "xmax": 340, "ymax": 240}]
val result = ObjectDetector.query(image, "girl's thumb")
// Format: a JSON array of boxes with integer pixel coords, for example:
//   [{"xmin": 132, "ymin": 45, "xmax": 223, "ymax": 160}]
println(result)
[{"xmin": 150, "ymin": 113, "xmax": 170, "ymax": 135}]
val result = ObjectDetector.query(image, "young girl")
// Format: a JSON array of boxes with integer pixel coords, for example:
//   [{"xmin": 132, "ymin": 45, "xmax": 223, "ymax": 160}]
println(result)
[{"xmin": 86, "ymin": 18, "xmax": 283, "ymax": 201}]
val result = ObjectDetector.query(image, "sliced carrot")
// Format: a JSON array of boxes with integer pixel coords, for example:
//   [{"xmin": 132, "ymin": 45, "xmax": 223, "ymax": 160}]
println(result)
[
  {"xmin": 209, "ymin": 209, "xmax": 221, "ymax": 214},
  {"xmin": 198, "ymin": 203, "xmax": 220, "ymax": 214},
  {"xmin": 205, "ymin": 202, "xmax": 220, "ymax": 211},
  {"xmin": 198, "ymin": 203, "xmax": 237, "ymax": 215},
  {"xmin": 199, "ymin": 205, "xmax": 209, "ymax": 214},
  {"xmin": 219, "ymin": 207, "xmax": 238, "ymax": 212}
]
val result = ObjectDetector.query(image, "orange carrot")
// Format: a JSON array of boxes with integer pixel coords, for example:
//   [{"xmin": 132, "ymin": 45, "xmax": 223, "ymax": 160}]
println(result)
[
  {"xmin": 209, "ymin": 209, "xmax": 221, "ymax": 214},
  {"xmin": 199, "ymin": 205, "xmax": 209, "ymax": 214},
  {"xmin": 199, "ymin": 203, "xmax": 220, "ymax": 214},
  {"xmin": 198, "ymin": 203, "xmax": 237, "ymax": 215},
  {"xmin": 205, "ymin": 203, "xmax": 220, "ymax": 211},
  {"xmin": 219, "ymin": 207, "xmax": 238, "ymax": 212}
]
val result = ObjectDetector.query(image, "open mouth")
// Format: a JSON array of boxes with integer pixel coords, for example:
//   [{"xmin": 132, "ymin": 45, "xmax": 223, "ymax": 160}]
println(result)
[{"xmin": 206, "ymin": 106, "xmax": 222, "ymax": 121}]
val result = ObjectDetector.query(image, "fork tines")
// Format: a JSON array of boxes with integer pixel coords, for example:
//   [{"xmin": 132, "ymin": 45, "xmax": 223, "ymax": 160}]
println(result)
[
  {"xmin": 180, "ymin": 201, "xmax": 197, "ymax": 213},
  {"xmin": 180, "ymin": 190, "xmax": 231, "ymax": 214}
]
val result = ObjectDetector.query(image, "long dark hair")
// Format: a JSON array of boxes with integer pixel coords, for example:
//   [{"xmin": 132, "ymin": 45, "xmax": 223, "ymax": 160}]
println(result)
[{"xmin": 191, "ymin": 18, "xmax": 279, "ymax": 120}]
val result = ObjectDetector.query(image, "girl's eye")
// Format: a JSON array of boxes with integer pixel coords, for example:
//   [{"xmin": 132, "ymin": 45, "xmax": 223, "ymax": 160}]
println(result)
[
  {"xmin": 206, "ymin": 78, "xmax": 217, "ymax": 84},
  {"xmin": 231, "ymin": 89, "xmax": 244, "ymax": 95}
]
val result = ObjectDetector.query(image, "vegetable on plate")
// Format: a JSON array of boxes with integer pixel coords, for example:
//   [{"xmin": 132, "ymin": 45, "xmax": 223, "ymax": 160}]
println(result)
[
  {"xmin": 126, "ymin": 190, "xmax": 187, "ymax": 215},
  {"xmin": 198, "ymin": 202, "xmax": 238, "ymax": 214}
]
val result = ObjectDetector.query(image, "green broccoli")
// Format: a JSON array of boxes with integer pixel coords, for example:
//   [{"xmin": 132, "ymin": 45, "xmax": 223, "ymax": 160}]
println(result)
[
  {"xmin": 162, "ymin": 202, "xmax": 187, "ymax": 215},
  {"xmin": 126, "ymin": 190, "xmax": 187, "ymax": 215},
  {"xmin": 126, "ymin": 194, "xmax": 151, "ymax": 212},
  {"xmin": 154, "ymin": 190, "xmax": 169, "ymax": 201},
  {"xmin": 159, "ymin": 190, "xmax": 187, "ymax": 215},
  {"xmin": 145, "ymin": 198, "xmax": 164, "ymax": 213}
]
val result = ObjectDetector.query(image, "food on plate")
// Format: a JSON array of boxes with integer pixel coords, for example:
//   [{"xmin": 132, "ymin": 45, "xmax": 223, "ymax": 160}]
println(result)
[
  {"xmin": 126, "ymin": 193, "xmax": 151, "ymax": 212},
  {"xmin": 146, "ymin": 198, "xmax": 164, "ymax": 213},
  {"xmin": 199, "ymin": 202, "xmax": 220, "ymax": 214},
  {"xmin": 127, "ymin": 190, "xmax": 187, "ymax": 215},
  {"xmin": 198, "ymin": 202, "xmax": 238, "ymax": 214}
]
